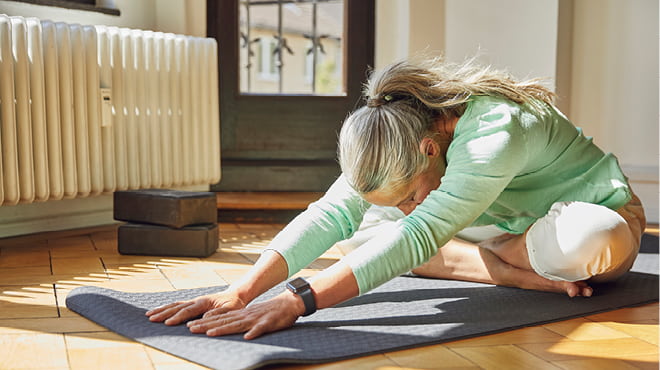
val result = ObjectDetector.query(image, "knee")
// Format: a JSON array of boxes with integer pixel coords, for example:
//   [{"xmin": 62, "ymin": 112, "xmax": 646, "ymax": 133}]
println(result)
[{"xmin": 527, "ymin": 202, "xmax": 636, "ymax": 282}]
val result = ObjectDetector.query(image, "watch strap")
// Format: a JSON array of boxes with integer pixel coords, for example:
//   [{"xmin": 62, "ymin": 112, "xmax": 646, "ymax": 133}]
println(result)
[
  {"xmin": 287, "ymin": 277, "xmax": 317, "ymax": 316},
  {"xmin": 298, "ymin": 287, "xmax": 316, "ymax": 316}
]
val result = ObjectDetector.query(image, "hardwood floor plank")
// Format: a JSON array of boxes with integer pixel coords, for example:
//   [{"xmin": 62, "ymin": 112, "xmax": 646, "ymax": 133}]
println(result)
[
  {"xmin": 0, "ymin": 284, "xmax": 59, "ymax": 319},
  {"xmin": 597, "ymin": 320, "xmax": 659, "ymax": 345},
  {"xmin": 0, "ymin": 248, "xmax": 51, "ymax": 268},
  {"xmin": 160, "ymin": 264, "xmax": 227, "ymax": 289},
  {"xmin": 384, "ymin": 344, "xmax": 477, "ymax": 368},
  {"xmin": 0, "ymin": 317, "xmax": 104, "ymax": 334},
  {"xmin": 543, "ymin": 318, "xmax": 633, "ymax": 341},
  {"xmin": 65, "ymin": 332, "xmax": 154, "ymax": 370},
  {"xmin": 553, "ymin": 358, "xmax": 641, "ymax": 370},
  {"xmin": 445, "ymin": 326, "xmax": 566, "ymax": 348},
  {"xmin": 144, "ymin": 347, "xmax": 210, "ymax": 369},
  {"xmin": 518, "ymin": 337, "xmax": 658, "ymax": 362},
  {"xmin": 67, "ymin": 347, "xmax": 153, "ymax": 370},
  {"xmin": 585, "ymin": 303, "xmax": 659, "ymax": 323},
  {"xmin": 262, "ymin": 353, "xmax": 399, "ymax": 370},
  {"xmin": 623, "ymin": 354, "xmax": 660, "ymax": 370},
  {"xmin": 217, "ymin": 192, "xmax": 322, "ymax": 210},
  {"xmin": 450, "ymin": 344, "xmax": 558, "ymax": 370},
  {"xmin": 0, "ymin": 333, "xmax": 68, "ymax": 368}
]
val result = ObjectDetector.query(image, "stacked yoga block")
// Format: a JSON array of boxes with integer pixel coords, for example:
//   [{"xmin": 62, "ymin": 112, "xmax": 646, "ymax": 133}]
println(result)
[{"xmin": 113, "ymin": 189, "xmax": 218, "ymax": 258}]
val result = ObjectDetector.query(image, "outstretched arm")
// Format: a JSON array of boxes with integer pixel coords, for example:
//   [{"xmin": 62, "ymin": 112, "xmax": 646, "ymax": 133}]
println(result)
[{"xmin": 148, "ymin": 174, "xmax": 367, "ymax": 334}]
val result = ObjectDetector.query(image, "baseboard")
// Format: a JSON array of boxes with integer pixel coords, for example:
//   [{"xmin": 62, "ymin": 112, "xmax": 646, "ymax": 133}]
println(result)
[
  {"xmin": 0, "ymin": 185, "xmax": 211, "ymax": 239},
  {"xmin": 0, "ymin": 195, "xmax": 116, "ymax": 239}
]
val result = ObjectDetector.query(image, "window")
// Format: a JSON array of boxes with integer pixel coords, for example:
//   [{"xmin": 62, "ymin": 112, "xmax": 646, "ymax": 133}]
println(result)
[
  {"xmin": 258, "ymin": 38, "xmax": 279, "ymax": 82},
  {"xmin": 239, "ymin": 0, "xmax": 344, "ymax": 95}
]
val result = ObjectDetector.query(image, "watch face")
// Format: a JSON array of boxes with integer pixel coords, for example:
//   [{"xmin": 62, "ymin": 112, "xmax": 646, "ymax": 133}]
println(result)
[{"xmin": 287, "ymin": 277, "xmax": 309, "ymax": 292}]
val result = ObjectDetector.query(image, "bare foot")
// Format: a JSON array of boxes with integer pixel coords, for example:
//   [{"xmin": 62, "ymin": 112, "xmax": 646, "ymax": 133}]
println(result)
[
  {"xmin": 563, "ymin": 280, "xmax": 593, "ymax": 297},
  {"xmin": 411, "ymin": 240, "xmax": 595, "ymax": 298},
  {"xmin": 474, "ymin": 248, "xmax": 593, "ymax": 297}
]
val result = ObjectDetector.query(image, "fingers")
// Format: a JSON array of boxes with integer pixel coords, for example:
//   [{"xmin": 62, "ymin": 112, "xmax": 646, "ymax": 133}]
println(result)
[
  {"xmin": 145, "ymin": 301, "xmax": 182, "ymax": 317},
  {"xmin": 163, "ymin": 301, "xmax": 205, "ymax": 325},
  {"xmin": 147, "ymin": 300, "xmax": 203, "ymax": 326},
  {"xmin": 244, "ymin": 321, "xmax": 269, "ymax": 340},
  {"xmin": 206, "ymin": 319, "xmax": 248, "ymax": 337},
  {"xmin": 146, "ymin": 301, "xmax": 192, "ymax": 322},
  {"xmin": 202, "ymin": 306, "xmax": 233, "ymax": 319},
  {"xmin": 188, "ymin": 312, "xmax": 248, "ymax": 336}
]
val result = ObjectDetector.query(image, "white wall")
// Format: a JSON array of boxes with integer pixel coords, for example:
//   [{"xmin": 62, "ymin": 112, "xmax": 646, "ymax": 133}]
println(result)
[
  {"xmin": 568, "ymin": 0, "xmax": 659, "ymax": 223},
  {"xmin": 0, "ymin": 0, "xmax": 157, "ymax": 29},
  {"xmin": 153, "ymin": 0, "xmax": 206, "ymax": 37},
  {"xmin": 375, "ymin": 0, "xmax": 444, "ymax": 69},
  {"xmin": 376, "ymin": 0, "xmax": 558, "ymax": 85},
  {"xmin": 375, "ymin": 0, "xmax": 658, "ymax": 223},
  {"xmin": 0, "ymin": 0, "xmax": 207, "ymax": 237},
  {"xmin": 444, "ymin": 0, "xmax": 558, "ymax": 88},
  {"xmin": 0, "ymin": 0, "xmax": 205, "ymax": 35}
]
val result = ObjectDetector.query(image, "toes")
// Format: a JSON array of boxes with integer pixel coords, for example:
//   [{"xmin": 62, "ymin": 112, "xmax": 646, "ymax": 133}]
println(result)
[
  {"xmin": 565, "ymin": 283, "xmax": 579, "ymax": 297},
  {"xmin": 573, "ymin": 281, "xmax": 593, "ymax": 297}
]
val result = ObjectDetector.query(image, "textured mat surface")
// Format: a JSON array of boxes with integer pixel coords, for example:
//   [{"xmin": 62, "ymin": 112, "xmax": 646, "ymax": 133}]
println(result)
[{"xmin": 66, "ymin": 234, "xmax": 659, "ymax": 370}]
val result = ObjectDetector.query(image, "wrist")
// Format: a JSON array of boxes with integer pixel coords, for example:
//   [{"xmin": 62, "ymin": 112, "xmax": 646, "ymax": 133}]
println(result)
[
  {"xmin": 282, "ymin": 290, "xmax": 307, "ymax": 317},
  {"xmin": 224, "ymin": 285, "xmax": 254, "ymax": 307}
]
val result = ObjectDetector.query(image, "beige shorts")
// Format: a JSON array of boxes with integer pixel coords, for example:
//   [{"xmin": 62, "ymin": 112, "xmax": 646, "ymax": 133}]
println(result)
[{"xmin": 525, "ymin": 193, "xmax": 646, "ymax": 282}]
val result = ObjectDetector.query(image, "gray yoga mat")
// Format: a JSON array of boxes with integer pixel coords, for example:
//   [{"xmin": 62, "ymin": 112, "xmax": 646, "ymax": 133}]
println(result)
[{"xmin": 66, "ymin": 234, "xmax": 659, "ymax": 370}]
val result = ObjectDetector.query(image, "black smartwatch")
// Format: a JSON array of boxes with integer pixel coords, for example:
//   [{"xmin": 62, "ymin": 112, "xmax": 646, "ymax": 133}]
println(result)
[{"xmin": 286, "ymin": 277, "xmax": 317, "ymax": 316}]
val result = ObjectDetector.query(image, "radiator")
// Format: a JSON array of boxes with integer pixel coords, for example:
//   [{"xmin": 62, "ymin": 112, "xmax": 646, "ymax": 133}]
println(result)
[{"xmin": 0, "ymin": 15, "xmax": 221, "ymax": 206}]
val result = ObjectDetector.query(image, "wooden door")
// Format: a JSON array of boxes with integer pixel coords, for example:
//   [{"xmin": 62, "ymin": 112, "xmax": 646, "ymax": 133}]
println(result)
[{"xmin": 207, "ymin": 0, "xmax": 375, "ymax": 191}]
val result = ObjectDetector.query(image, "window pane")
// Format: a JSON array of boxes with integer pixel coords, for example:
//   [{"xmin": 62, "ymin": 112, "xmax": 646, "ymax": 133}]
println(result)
[{"xmin": 239, "ymin": 0, "xmax": 344, "ymax": 95}]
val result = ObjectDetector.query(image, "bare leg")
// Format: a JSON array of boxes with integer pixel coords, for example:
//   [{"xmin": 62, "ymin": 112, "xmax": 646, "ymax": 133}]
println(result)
[{"xmin": 411, "ymin": 238, "xmax": 592, "ymax": 297}]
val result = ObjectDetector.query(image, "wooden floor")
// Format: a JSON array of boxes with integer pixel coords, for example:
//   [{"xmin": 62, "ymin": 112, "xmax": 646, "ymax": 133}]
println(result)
[{"xmin": 0, "ymin": 222, "xmax": 657, "ymax": 370}]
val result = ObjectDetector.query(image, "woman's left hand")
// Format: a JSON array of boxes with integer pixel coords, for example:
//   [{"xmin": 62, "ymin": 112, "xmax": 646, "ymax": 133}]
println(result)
[{"xmin": 186, "ymin": 291, "xmax": 305, "ymax": 340}]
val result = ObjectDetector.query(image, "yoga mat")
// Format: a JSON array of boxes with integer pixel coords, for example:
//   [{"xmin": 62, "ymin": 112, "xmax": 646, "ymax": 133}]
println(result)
[{"xmin": 66, "ymin": 234, "xmax": 659, "ymax": 370}]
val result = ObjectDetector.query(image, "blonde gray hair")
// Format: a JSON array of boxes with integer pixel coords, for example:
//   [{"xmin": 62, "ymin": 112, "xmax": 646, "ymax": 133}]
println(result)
[{"xmin": 338, "ymin": 58, "xmax": 556, "ymax": 195}]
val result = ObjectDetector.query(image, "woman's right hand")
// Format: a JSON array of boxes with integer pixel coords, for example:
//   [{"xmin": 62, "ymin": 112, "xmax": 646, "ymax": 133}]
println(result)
[{"xmin": 146, "ymin": 291, "xmax": 247, "ymax": 326}]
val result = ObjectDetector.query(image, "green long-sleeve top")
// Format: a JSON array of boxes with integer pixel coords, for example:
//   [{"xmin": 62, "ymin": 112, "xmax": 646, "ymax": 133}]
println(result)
[{"xmin": 266, "ymin": 95, "xmax": 632, "ymax": 294}]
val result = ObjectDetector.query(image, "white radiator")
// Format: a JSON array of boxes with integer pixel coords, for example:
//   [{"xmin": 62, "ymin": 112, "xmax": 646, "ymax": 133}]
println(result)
[{"xmin": 0, "ymin": 15, "xmax": 221, "ymax": 206}]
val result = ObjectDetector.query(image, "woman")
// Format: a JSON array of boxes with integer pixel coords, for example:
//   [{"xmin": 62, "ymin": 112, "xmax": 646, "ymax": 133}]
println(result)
[{"xmin": 146, "ymin": 58, "xmax": 646, "ymax": 340}]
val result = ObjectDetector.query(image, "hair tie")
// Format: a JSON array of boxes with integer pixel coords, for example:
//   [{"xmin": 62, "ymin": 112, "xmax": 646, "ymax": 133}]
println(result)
[{"xmin": 366, "ymin": 93, "xmax": 395, "ymax": 108}]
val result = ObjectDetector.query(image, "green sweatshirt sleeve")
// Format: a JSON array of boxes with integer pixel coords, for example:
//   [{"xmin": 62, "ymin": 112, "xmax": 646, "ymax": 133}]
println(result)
[{"xmin": 264, "ymin": 174, "xmax": 370, "ymax": 277}]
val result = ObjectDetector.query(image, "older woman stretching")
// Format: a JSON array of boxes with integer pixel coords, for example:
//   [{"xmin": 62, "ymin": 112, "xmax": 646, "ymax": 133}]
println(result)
[{"xmin": 146, "ymin": 58, "xmax": 645, "ymax": 340}]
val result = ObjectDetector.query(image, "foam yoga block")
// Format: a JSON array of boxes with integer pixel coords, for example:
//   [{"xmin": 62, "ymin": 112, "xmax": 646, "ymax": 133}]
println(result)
[
  {"xmin": 114, "ymin": 189, "xmax": 217, "ymax": 228},
  {"xmin": 118, "ymin": 223, "xmax": 219, "ymax": 257}
]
